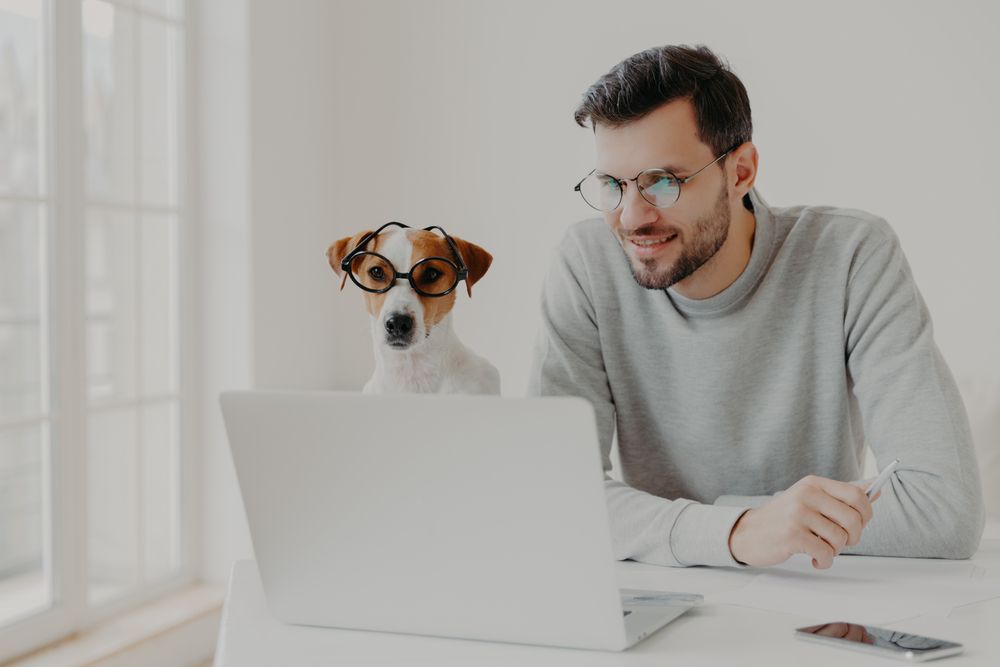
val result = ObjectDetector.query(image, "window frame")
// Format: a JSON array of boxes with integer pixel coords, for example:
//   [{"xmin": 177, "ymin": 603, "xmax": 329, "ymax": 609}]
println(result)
[{"xmin": 0, "ymin": 0, "xmax": 196, "ymax": 661}]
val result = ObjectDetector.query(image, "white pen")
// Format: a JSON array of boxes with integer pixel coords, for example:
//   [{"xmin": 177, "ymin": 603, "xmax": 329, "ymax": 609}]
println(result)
[{"xmin": 865, "ymin": 458, "xmax": 900, "ymax": 499}]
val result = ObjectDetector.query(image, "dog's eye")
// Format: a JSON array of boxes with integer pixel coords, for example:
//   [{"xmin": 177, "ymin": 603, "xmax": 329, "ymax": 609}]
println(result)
[
  {"xmin": 368, "ymin": 267, "xmax": 386, "ymax": 281},
  {"xmin": 420, "ymin": 268, "xmax": 441, "ymax": 283}
]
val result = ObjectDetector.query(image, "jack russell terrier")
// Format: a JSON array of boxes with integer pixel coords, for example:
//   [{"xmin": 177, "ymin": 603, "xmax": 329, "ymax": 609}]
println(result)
[{"xmin": 327, "ymin": 222, "xmax": 500, "ymax": 395}]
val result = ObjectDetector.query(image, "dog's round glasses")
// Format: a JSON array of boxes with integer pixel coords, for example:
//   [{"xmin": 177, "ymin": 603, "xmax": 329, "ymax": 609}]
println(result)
[
  {"xmin": 340, "ymin": 222, "xmax": 468, "ymax": 298},
  {"xmin": 573, "ymin": 145, "xmax": 738, "ymax": 212}
]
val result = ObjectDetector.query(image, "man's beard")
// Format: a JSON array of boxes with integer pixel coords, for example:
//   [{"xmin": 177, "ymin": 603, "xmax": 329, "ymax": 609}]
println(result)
[{"xmin": 624, "ymin": 182, "xmax": 731, "ymax": 290}]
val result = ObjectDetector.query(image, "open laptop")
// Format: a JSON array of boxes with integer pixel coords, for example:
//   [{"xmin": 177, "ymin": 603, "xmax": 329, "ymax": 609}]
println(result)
[{"xmin": 219, "ymin": 390, "xmax": 701, "ymax": 651}]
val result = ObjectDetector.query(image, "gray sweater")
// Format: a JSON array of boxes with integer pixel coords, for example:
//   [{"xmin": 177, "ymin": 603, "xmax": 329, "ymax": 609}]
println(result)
[{"xmin": 528, "ymin": 188, "xmax": 985, "ymax": 567}]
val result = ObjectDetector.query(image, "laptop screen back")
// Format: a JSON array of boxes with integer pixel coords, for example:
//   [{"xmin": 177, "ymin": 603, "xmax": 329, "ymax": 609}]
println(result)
[{"xmin": 220, "ymin": 391, "xmax": 628, "ymax": 650}]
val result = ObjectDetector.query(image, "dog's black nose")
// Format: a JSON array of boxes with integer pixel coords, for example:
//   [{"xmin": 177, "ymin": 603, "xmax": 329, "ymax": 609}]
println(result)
[{"xmin": 385, "ymin": 314, "xmax": 414, "ymax": 338}]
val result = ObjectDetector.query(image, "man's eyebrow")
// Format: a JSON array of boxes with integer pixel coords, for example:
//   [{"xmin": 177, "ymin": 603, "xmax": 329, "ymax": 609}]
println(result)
[{"xmin": 595, "ymin": 163, "xmax": 687, "ymax": 180}]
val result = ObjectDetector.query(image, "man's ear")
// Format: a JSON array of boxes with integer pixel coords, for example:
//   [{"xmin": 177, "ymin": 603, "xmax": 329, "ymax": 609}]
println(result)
[
  {"xmin": 327, "ymin": 230, "xmax": 373, "ymax": 290},
  {"xmin": 450, "ymin": 236, "xmax": 493, "ymax": 297}
]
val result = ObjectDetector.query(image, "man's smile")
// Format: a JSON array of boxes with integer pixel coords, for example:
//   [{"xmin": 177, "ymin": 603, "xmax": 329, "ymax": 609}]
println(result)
[{"xmin": 625, "ymin": 232, "xmax": 679, "ymax": 257}]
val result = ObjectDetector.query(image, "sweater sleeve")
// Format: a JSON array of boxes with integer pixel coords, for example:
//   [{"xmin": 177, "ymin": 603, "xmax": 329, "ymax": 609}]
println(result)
[
  {"xmin": 527, "ymin": 231, "xmax": 749, "ymax": 567},
  {"xmin": 838, "ymin": 223, "xmax": 985, "ymax": 558}
]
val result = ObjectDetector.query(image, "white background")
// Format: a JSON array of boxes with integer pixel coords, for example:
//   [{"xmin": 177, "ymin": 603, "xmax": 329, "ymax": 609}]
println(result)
[{"xmin": 195, "ymin": 0, "xmax": 1000, "ymax": 584}]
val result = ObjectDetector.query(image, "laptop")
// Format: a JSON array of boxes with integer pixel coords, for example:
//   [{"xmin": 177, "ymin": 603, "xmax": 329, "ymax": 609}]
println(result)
[{"xmin": 219, "ymin": 390, "xmax": 701, "ymax": 651}]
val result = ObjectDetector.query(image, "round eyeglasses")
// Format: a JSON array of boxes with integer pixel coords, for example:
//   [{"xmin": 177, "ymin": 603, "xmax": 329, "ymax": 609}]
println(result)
[
  {"xmin": 345, "ymin": 252, "xmax": 462, "ymax": 297},
  {"xmin": 573, "ymin": 145, "xmax": 737, "ymax": 212},
  {"xmin": 339, "ymin": 221, "xmax": 469, "ymax": 298}
]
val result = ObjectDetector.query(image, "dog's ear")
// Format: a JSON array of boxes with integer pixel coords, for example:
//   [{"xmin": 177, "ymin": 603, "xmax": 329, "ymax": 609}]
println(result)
[
  {"xmin": 450, "ymin": 236, "xmax": 493, "ymax": 297},
  {"xmin": 327, "ymin": 230, "xmax": 373, "ymax": 291}
]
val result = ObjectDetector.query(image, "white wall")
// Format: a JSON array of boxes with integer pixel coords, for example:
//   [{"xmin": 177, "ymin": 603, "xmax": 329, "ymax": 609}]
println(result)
[
  {"xmin": 195, "ymin": 0, "xmax": 254, "ymax": 585},
  {"xmin": 196, "ymin": 0, "xmax": 1000, "ymax": 583}
]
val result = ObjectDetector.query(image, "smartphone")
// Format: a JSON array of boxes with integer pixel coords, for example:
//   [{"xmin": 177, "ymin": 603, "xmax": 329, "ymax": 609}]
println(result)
[{"xmin": 795, "ymin": 622, "xmax": 963, "ymax": 661}]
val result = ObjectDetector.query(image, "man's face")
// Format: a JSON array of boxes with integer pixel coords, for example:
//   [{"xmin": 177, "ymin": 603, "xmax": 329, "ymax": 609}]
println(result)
[{"xmin": 594, "ymin": 99, "xmax": 732, "ymax": 290}]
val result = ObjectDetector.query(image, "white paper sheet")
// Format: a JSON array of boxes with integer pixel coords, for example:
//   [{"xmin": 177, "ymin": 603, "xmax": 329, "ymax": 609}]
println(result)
[
  {"xmin": 709, "ymin": 553, "xmax": 1000, "ymax": 625},
  {"xmin": 616, "ymin": 559, "xmax": 760, "ymax": 597}
]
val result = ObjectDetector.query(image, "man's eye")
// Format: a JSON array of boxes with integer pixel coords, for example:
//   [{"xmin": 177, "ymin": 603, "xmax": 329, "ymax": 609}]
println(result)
[{"xmin": 369, "ymin": 267, "xmax": 385, "ymax": 281}]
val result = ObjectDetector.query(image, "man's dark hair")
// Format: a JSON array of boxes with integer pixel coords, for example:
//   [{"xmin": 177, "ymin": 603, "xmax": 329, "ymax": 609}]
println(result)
[{"xmin": 574, "ymin": 44, "xmax": 754, "ymax": 211}]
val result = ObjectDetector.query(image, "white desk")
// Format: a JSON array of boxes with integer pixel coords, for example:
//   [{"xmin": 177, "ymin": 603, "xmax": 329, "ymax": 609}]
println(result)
[{"xmin": 214, "ymin": 526, "xmax": 1000, "ymax": 666}]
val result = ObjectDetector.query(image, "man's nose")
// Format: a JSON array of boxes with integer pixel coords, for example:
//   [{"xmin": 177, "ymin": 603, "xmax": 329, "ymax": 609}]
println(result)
[{"xmin": 617, "ymin": 183, "xmax": 658, "ymax": 232}]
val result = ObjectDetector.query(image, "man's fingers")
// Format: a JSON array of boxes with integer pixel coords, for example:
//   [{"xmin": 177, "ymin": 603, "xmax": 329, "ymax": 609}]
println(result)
[
  {"xmin": 815, "ymin": 477, "xmax": 874, "ymax": 525},
  {"xmin": 800, "ymin": 532, "xmax": 835, "ymax": 569},
  {"xmin": 808, "ymin": 490, "xmax": 864, "ymax": 546},
  {"xmin": 806, "ymin": 512, "xmax": 849, "ymax": 553},
  {"xmin": 829, "ymin": 479, "xmax": 873, "ymax": 522}
]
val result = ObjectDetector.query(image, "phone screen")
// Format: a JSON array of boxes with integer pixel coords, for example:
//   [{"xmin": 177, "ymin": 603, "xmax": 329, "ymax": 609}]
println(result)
[{"xmin": 796, "ymin": 622, "xmax": 963, "ymax": 658}]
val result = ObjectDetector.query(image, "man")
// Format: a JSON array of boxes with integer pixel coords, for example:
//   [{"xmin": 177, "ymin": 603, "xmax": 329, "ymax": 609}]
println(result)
[{"xmin": 528, "ymin": 44, "xmax": 984, "ymax": 569}]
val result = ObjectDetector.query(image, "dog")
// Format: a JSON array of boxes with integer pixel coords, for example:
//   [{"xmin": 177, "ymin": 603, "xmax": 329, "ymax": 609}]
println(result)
[{"xmin": 327, "ymin": 223, "xmax": 500, "ymax": 395}]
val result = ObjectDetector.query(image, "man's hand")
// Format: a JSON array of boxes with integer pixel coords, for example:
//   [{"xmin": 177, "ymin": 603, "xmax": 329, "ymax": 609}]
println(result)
[{"xmin": 728, "ymin": 476, "xmax": 877, "ymax": 569}]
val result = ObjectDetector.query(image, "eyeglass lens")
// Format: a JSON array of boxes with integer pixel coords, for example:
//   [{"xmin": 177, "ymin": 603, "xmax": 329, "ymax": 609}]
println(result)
[
  {"xmin": 410, "ymin": 258, "xmax": 458, "ymax": 295},
  {"xmin": 350, "ymin": 253, "xmax": 394, "ymax": 291},
  {"xmin": 579, "ymin": 171, "xmax": 681, "ymax": 211}
]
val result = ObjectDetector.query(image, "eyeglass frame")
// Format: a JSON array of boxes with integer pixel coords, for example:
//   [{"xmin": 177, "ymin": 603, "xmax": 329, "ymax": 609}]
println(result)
[
  {"xmin": 339, "ymin": 221, "xmax": 470, "ymax": 297},
  {"xmin": 573, "ymin": 143, "xmax": 741, "ymax": 212}
]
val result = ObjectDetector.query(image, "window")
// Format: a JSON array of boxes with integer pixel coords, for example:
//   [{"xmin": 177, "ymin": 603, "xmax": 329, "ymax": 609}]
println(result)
[{"xmin": 0, "ymin": 0, "xmax": 189, "ymax": 661}]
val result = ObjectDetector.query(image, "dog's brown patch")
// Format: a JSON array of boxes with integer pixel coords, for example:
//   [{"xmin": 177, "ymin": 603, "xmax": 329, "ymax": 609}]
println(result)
[
  {"xmin": 327, "ymin": 229, "xmax": 390, "ymax": 317},
  {"xmin": 408, "ymin": 231, "xmax": 456, "ymax": 331},
  {"xmin": 408, "ymin": 230, "xmax": 492, "ymax": 332},
  {"xmin": 327, "ymin": 229, "xmax": 375, "ymax": 279},
  {"xmin": 450, "ymin": 236, "xmax": 493, "ymax": 298}
]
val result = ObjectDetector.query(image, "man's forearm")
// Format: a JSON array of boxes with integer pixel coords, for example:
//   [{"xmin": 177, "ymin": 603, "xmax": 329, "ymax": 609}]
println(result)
[{"xmin": 842, "ymin": 468, "xmax": 984, "ymax": 558}]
